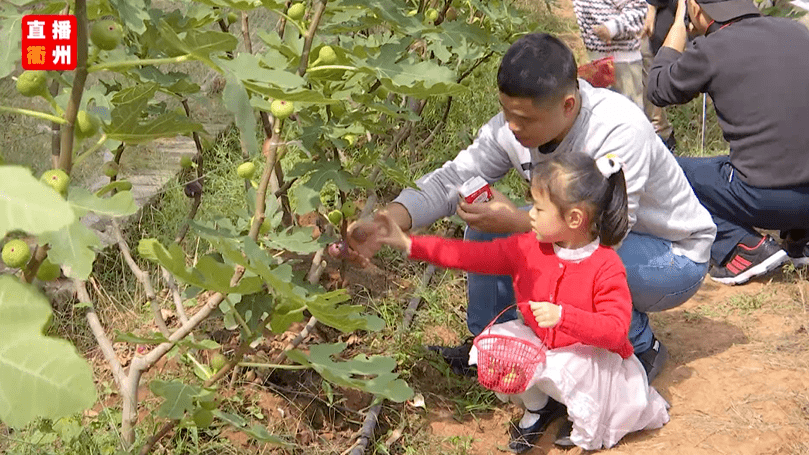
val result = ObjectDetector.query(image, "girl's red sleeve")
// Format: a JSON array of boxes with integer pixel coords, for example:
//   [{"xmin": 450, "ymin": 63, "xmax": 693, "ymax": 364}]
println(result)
[{"xmin": 409, "ymin": 235, "xmax": 520, "ymax": 276}]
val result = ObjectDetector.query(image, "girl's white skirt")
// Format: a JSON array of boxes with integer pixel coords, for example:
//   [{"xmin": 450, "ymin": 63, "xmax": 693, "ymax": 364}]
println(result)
[{"xmin": 469, "ymin": 320, "xmax": 670, "ymax": 450}]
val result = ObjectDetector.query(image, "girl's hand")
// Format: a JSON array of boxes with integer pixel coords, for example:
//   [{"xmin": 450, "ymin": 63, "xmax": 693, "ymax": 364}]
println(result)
[
  {"xmin": 594, "ymin": 24, "xmax": 612, "ymax": 44},
  {"xmin": 530, "ymin": 301, "xmax": 562, "ymax": 328},
  {"xmin": 374, "ymin": 212, "xmax": 412, "ymax": 254}
]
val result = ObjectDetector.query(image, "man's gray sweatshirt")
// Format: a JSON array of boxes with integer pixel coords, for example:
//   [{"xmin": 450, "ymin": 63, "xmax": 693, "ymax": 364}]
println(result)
[{"xmin": 394, "ymin": 80, "xmax": 716, "ymax": 264}]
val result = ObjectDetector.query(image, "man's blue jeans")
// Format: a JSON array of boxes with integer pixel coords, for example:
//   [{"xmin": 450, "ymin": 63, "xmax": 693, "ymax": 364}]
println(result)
[
  {"xmin": 677, "ymin": 155, "xmax": 809, "ymax": 265},
  {"xmin": 464, "ymin": 228, "xmax": 708, "ymax": 353}
]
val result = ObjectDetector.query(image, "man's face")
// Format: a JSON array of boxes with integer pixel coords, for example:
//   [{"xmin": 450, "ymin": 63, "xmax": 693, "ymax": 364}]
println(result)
[
  {"xmin": 499, "ymin": 92, "xmax": 575, "ymax": 149},
  {"xmin": 687, "ymin": 0, "xmax": 710, "ymax": 36}
]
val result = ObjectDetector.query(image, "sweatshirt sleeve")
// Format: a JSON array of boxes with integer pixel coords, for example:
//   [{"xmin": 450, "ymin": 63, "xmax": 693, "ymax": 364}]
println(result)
[
  {"xmin": 392, "ymin": 114, "xmax": 517, "ymax": 229},
  {"xmin": 603, "ymin": 0, "xmax": 647, "ymax": 40},
  {"xmin": 409, "ymin": 235, "xmax": 519, "ymax": 276},
  {"xmin": 647, "ymin": 41, "xmax": 713, "ymax": 107},
  {"xmin": 554, "ymin": 260, "xmax": 632, "ymax": 353}
]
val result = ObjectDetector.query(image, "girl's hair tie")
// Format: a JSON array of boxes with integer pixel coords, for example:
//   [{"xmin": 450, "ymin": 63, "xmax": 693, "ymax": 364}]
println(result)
[{"xmin": 596, "ymin": 153, "xmax": 623, "ymax": 178}]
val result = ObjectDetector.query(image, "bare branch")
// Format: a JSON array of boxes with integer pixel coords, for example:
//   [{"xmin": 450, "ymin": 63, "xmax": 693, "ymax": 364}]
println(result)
[
  {"xmin": 75, "ymin": 280, "xmax": 126, "ymax": 392},
  {"xmin": 111, "ymin": 220, "xmax": 170, "ymax": 337},
  {"xmin": 240, "ymin": 12, "xmax": 253, "ymax": 54},
  {"xmin": 419, "ymin": 96, "xmax": 453, "ymax": 149},
  {"xmin": 161, "ymin": 267, "xmax": 189, "ymax": 325},
  {"xmin": 348, "ymin": 402, "xmax": 383, "ymax": 455}
]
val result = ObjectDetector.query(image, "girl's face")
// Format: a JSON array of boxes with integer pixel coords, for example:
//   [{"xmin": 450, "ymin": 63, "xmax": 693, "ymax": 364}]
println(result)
[{"xmin": 528, "ymin": 186, "xmax": 572, "ymax": 244}]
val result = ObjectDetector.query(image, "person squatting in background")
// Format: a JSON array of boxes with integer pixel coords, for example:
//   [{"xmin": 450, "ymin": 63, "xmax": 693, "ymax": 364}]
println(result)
[{"xmin": 647, "ymin": 0, "xmax": 809, "ymax": 285}]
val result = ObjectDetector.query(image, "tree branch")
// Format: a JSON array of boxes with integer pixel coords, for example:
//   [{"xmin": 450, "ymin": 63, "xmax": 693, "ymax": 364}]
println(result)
[
  {"xmin": 296, "ymin": 0, "xmax": 328, "ymax": 77},
  {"xmin": 110, "ymin": 220, "xmax": 170, "ymax": 337},
  {"xmin": 75, "ymin": 280, "xmax": 127, "ymax": 394},
  {"xmin": 59, "ymin": 0, "xmax": 88, "ymax": 173}
]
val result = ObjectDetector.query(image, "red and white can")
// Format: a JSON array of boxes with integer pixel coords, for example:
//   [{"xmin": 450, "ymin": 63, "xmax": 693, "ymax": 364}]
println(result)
[{"xmin": 459, "ymin": 176, "xmax": 492, "ymax": 203}]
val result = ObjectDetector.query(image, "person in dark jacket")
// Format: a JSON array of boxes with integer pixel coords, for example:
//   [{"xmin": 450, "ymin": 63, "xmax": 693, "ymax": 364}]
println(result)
[{"xmin": 647, "ymin": 0, "xmax": 809, "ymax": 285}]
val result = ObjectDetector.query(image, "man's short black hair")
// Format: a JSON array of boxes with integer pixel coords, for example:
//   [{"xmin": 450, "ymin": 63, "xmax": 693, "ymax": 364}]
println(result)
[{"xmin": 497, "ymin": 33, "xmax": 578, "ymax": 104}]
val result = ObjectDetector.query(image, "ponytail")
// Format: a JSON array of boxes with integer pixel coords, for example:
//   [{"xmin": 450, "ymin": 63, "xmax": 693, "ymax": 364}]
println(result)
[{"xmin": 598, "ymin": 169, "xmax": 629, "ymax": 246}]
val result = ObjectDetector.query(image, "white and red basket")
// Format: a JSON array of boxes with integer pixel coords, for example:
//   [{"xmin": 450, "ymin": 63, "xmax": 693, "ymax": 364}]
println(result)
[{"xmin": 473, "ymin": 305, "xmax": 547, "ymax": 394}]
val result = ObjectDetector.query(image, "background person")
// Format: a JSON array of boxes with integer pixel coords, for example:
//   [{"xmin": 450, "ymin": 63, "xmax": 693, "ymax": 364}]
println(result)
[{"xmin": 647, "ymin": 0, "xmax": 809, "ymax": 285}]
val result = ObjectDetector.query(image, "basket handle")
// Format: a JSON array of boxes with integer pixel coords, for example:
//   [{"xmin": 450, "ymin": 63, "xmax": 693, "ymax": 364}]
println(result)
[{"xmin": 480, "ymin": 303, "xmax": 519, "ymax": 336}]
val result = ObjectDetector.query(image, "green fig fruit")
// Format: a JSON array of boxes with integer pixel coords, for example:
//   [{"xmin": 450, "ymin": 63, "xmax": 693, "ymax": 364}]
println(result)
[
  {"xmin": 180, "ymin": 156, "xmax": 194, "ymax": 169},
  {"xmin": 210, "ymin": 353, "xmax": 227, "ymax": 371},
  {"xmin": 226, "ymin": 12, "xmax": 238, "ymax": 24},
  {"xmin": 327, "ymin": 209, "xmax": 343, "ymax": 226},
  {"xmin": 102, "ymin": 161, "xmax": 119, "ymax": 178},
  {"xmin": 341, "ymin": 200, "xmax": 357, "ymax": 218},
  {"xmin": 318, "ymin": 45, "xmax": 337, "ymax": 65},
  {"xmin": 2, "ymin": 240, "xmax": 31, "ymax": 268},
  {"xmin": 90, "ymin": 20, "xmax": 124, "ymax": 51},
  {"xmin": 236, "ymin": 162, "xmax": 256, "ymax": 179},
  {"xmin": 270, "ymin": 99, "xmax": 294, "ymax": 119},
  {"xmin": 16, "ymin": 70, "xmax": 48, "ymax": 98},
  {"xmin": 41, "ymin": 169, "xmax": 70, "ymax": 195},
  {"xmin": 192, "ymin": 409, "xmax": 214, "ymax": 428},
  {"xmin": 75, "ymin": 110, "xmax": 99, "ymax": 138},
  {"xmin": 425, "ymin": 8, "xmax": 439, "ymax": 22},
  {"xmin": 36, "ymin": 258, "xmax": 60, "ymax": 281},
  {"xmin": 288, "ymin": 2, "xmax": 306, "ymax": 20}
]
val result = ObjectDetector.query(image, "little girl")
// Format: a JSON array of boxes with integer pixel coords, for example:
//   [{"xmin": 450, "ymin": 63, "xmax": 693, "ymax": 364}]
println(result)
[{"xmin": 372, "ymin": 152, "xmax": 670, "ymax": 452}]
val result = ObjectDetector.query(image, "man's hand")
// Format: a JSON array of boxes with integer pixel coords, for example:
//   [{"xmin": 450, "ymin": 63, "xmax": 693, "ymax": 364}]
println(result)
[
  {"xmin": 529, "ymin": 301, "xmax": 562, "ymax": 328},
  {"xmin": 594, "ymin": 24, "xmax": 612, "ymax": 44},
  {"xmin": 456, "ymin": 187, "xmax": 530, "ymax": 234},
  {"xmin": 345, "ymin": 203, "xmax": 412, "ymax": 266},
  {"xmin": 662, "ymin": 0, "xmax": 689, "ymax": 52},
  {"xmin": 642, "ymin": 5, "xmax": 657, "ymax": 38},
  {"xmin": 373, "ymin": 212, "xmax": 412, "ymax": 254}
]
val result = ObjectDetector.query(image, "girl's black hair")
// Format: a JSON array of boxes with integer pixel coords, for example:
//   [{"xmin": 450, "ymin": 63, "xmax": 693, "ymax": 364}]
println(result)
[
  {"xmin": 497, "ymin": 33, "xmax": 578, "ymax": 104},
  {"xmin": 531, "ymin": 152, "xmax": 629, "ymax": 246}
]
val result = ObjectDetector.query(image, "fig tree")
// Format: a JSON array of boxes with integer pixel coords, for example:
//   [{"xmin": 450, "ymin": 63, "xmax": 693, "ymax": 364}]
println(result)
[
  {"xmin": 2, "ymin": 240, "xmax": 31, "ymax": 268},
  {"xmin": 288, "ymin": 2, "xmax": 306, "ymax": 20},
  {"xmin": 90, "ymin": 20, "xmax": 124, "ymax": 51},
  {"xmin": 16, "ymin": 70, "xmax": 48, "ymax": 97},
  {"xmin": 270, "ymin": 99, "xmax": 294, "ymax": 120},
  {"xmin": 41, "ymin": 169, "xmax": 70, "ymax": 195}
]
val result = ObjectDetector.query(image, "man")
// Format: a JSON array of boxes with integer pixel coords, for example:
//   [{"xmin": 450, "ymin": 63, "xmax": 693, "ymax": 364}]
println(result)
[
  {"xmin": 647, "ymin": 0, "xmax": 809, "ymax": 285},
  {"xmin": 349, "ymin": 33, "xmax": 715, "ymax": 450}
]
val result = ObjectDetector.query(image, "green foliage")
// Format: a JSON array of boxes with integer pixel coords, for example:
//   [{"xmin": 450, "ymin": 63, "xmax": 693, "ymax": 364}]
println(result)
[
  {"xmin": 0, "ymin": 0, "xmax": 543, "ymax": 449},
  {"xmin": 0, "ymin": 166, "xmax": 75, "ymax": 239},
  {"xmin": 0, "ymin": 276, "xmax": 96, "ymax": 428},
  {"xmin": 286, "ymin": 342, "xmax": 414, "ymax": 403}
]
